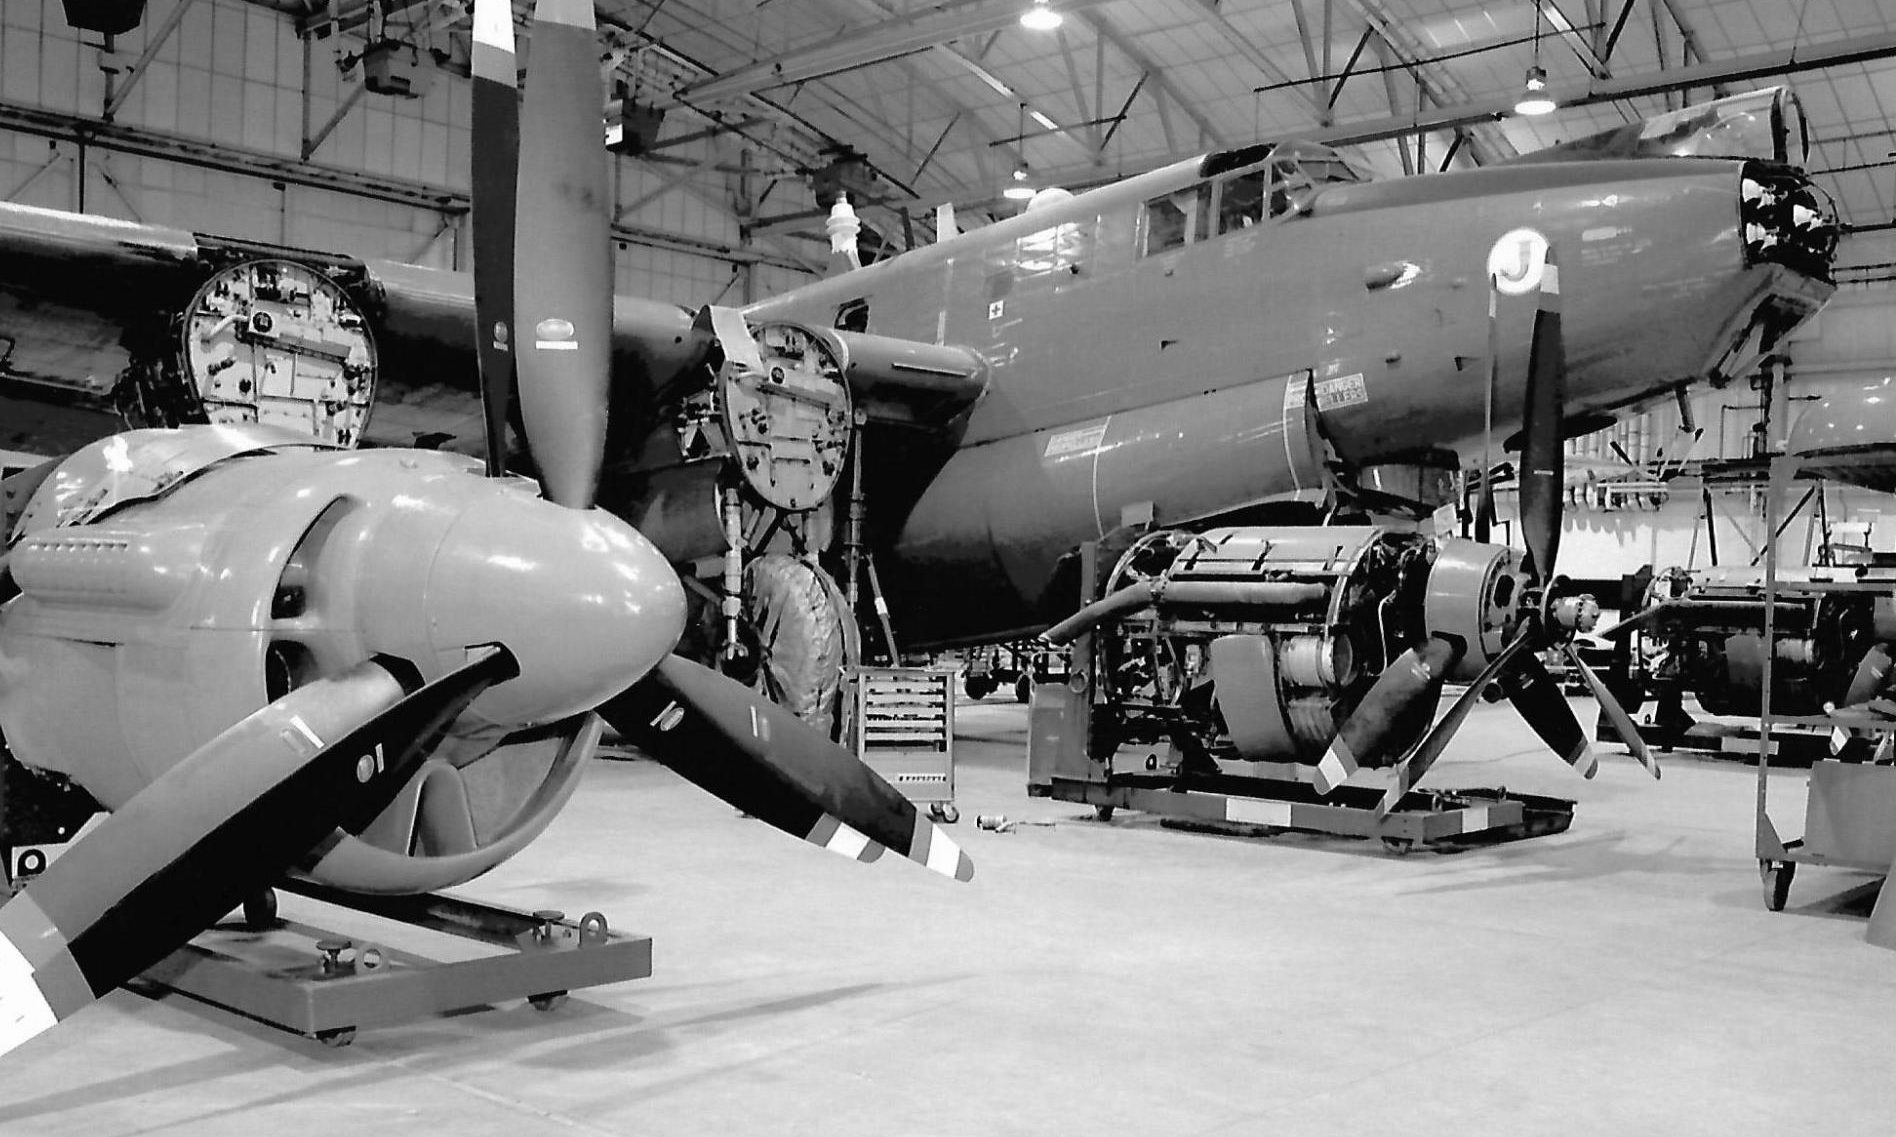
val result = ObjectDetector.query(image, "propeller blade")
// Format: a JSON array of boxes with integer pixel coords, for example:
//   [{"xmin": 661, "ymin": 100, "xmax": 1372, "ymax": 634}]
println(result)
[
  {"xmin": 1375, "ymin": 631, "xmax": 1533, "ymax": 819},
  {"xmin": 1315, "ymin": 637, "xmax": 1458, "ymax": 794},
  {"xmin": 1566, "ymin": 645, "xmax": 1660, "ymax": 779},
  {"xmin": 513, "ymin": 0, "xmax": 612, "ymax": 509},
  {"xmin": 0, "ymin": 649, "xmax": 516, "ymax": 1057},
  {"xmin": 1844, "ymin": 644, "xmax": 1893, "ymax": 708},
  {"xmin": 600, "ymin": 656, "xmax": 971, "ymax": 881},
  {"xmin": 1502, "ymin": 648, "xmax": 1596, "ymax": 778},
  {"xmin": 1476, "ymin": 272, "xmax": 1499, "ymax": 543},
  {"xmin": 1829, "ymin": 644, "xmax": 1894, "ymax": 756},
  {"xmin": 1518, "ymin": 243, "xmax": 1565, "ymax": 580},
  {"xmin": 470, "ymin": 0, "xmax": 520, "ymax": 477}
]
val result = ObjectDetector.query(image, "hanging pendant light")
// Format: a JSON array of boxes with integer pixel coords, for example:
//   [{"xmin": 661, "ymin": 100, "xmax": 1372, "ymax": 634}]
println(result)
[
  {"xmin": 1003, "ymin": 103, "xmax": 1036, "ymax": 200},
  {"xmin": 1514, "ymin": 3, "xmax": 1557, "ymax": 116},
  {"xmin": 1020, "ymin": 1, "xmax": 1062, "ymax": 31},
  {"xmin": 1514, "ymin": 64, "xmax": 1556, "ymax": 116},
  {"xmin": 1004, "ymin": 164, "xmax": 1036, "ymax": 201}
]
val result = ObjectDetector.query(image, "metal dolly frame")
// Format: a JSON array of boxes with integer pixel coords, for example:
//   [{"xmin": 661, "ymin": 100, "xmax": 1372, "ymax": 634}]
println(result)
[
  {"xmin": 1033, "ymin": 775, "xmax": 1574, "ymax": 854},
  {"xmin": 138, "ymin": 879, "xmax": 652, "ymax": 1047},
  {"xmin": 1756, "ymin": 454, "xmax": 1896, "ymax": 943}
]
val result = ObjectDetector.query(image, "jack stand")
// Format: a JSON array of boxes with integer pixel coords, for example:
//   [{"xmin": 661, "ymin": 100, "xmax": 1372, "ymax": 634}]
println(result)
[
  {"xmin": 1614, "ymin": 711, "xmax": 1833, "ymax": 766},
  {"xmin": 137, "ymin": 878, "xmax": 652, "ymax": 1047}
]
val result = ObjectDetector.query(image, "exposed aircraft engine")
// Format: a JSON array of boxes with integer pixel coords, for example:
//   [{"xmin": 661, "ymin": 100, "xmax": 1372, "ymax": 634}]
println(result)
[
  {"xmin": 1614, "ymin": 566, "xmax": 1890, "ymax": 718},
  {"xmin": 680, "ymin": 314, "xmax": 853, "ymax": 514},
  {"xmin": 1061, "ymin": 526, "xmax": 1530, "ymax": 771},
  {"xmin": 1741, "ymin": 161, "xmax": 1839, "ymax": 282},
  {"xmin": 114, "ymin": 259, "xmax": 378, "ymax": 447}
]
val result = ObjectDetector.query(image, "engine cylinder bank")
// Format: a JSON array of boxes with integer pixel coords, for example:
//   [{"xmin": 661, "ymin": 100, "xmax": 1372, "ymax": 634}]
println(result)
[{"xmin": 1278, "ymin": 634, "xmax": 1351, "ymax": 689}]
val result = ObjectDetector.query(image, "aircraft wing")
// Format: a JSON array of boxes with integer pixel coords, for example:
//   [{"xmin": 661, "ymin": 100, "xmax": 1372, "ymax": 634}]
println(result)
[{"xmin": 0, "ymin": 200, "xmax": 709, "ymax": 454}]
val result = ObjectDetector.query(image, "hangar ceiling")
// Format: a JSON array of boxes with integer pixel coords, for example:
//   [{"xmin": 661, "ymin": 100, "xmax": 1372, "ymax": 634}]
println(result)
[{"xmin": 105, "ymin": 0, "xmax": 1896, "ymax": 254}]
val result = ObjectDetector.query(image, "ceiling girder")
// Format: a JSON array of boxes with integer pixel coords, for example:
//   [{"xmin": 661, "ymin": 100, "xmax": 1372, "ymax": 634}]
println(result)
[
  {"xmin": 1081, "ymin": 10, "xmax": 1225, "ymax": 151},
  {"xmin": 0, "ymin": 96, "xmax": 812, "ymax": 271},
  {"xmin": 1656, "ymin": 0, "xmax": 1730, "ymax": 99},
  {"xmin": 103, "ymin": 0, "xmax": 204, "ymax": 121},
  {"xmin": 1539, "ymin": 0, "xmax": 1613, "ymax": 79},
  {"xmin": 300, "ymin": 0, "xmax": 434, "ymax": 39},
  {"xmin": 1316, "ymin": 30, "xmax": 1896, "ymax": 148},
  {"xmin": 1183, "ymin": 0, "xmax": 1329, "ymax": 123},
  {"xmin": 674, "ymin": 0, "xmax": 1120, "ymax": 105},
  {"xmin": 1598, "ymin": 0, "xmax": 1642, "ymax": 69},
  {"xmin": 1286, "ymin": 0, "xmax": 1327, "ymax": 121},
  {"xmin": 1346, "ymin": 0, "xmax": 1516, "ymax": 162}
]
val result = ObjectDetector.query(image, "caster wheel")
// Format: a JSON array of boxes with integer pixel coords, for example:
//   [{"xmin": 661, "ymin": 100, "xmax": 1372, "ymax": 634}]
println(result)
[
  {"xmin": 242, "ymin": 888, "xmax": 278, "ymax": 931},
  {"xmin": 529, "ymin": 991, "xmax": 569, "ymax": 1012},
  {"xmin": 1094, "ymin": 805, "xmax": 1115, "ymax": 822},
  {"xmin": 1014, "ymin": 676, "xmax": 1031, "ymax": 703},
  {"xmin": 1380, "ymin": 838, "xmax": 1415, "ymax": 856},
  {"xmin": 317, "ymin": 1028, "xmax": 356, "ymax": 1048},
  {"xmin": 1761, "ymin": 860, "xmax": 1795, "ymax": 912},
  {"xmin": 929, "ymin": 803, "xmax": 960, "ymax": 824}
]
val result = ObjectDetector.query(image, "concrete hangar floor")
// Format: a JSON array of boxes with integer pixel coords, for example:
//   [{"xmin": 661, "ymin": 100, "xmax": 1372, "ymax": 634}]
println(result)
[{"xmin": 6, "ymin": 694, "xmax": 1896, "ymax": 1136}]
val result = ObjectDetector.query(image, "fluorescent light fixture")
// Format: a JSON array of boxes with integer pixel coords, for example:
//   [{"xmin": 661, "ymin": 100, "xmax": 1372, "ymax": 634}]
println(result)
[
  {"xmin": 1020, "ymin": 1, "xmax": 1062, "ymax": 31},
  {"xmin": 1514, "ymin": 65, "xmax": 1556, "ymax": 116}
]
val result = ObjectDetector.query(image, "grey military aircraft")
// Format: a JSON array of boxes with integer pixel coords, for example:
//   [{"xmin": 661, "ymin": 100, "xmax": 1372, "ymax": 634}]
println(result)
[{"xmin": 0, "ymin": 17, "xmax": 1840, "ymax": 992}]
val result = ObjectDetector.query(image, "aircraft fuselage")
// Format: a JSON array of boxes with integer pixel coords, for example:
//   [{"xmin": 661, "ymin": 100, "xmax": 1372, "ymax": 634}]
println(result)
[{"xmin": 748, "ymin": 152, "xmax": 1833, "ymax": 644}]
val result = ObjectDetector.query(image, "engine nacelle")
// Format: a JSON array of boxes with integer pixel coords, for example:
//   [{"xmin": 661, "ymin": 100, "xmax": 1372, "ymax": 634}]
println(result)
[{"xmin": 0, "ymin": 425, "xmax": 683, "ymax": 895}]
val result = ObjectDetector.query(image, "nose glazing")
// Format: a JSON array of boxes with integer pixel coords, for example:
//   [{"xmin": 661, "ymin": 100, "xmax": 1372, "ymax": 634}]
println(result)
[{"xmin": 423, "ymin": 490, "xmax": 686, "ymax": 727}]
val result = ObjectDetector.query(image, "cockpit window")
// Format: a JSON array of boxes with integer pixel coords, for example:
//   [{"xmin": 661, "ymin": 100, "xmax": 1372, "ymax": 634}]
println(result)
[
  {"xmin": 835, "ymin": 298, "xmax": 869, "ymax": 333},
  {"xmin": 1142, "ymin": 185, "xmax": 1210, "ymax": 255},
  {"xmin": 1296, "ymin": 155, "xmax": 1367, "ymax": 185},
  {"xmin": 1218, "ymin": 170, "xmax": 1267, "ymax": 232},
  {"xmin": 1217, "ymin": 160, "xmax": 1305, "ymax": 232},
  {"xmin": 1212, "ymin": 147, "xmax": 1364, "ymax": 235}
]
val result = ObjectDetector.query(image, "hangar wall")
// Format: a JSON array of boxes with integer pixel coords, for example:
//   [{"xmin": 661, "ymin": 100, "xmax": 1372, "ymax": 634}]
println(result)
[
  {"xmin": 0, "ymin": 0, "xmax": 811, "ymax": 307},
  {"xmin": 1547, "ymin": 259, "xmax": 1896, "ymax": 581}
]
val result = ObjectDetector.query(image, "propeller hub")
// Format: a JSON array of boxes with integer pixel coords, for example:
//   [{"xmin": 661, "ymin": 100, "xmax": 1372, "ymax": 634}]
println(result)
[
  {"xmin": 422, "ymin": 487, "xmax": 685, "ymax": 727},
  {"xmin": 1549, "ymin": 592, "xmax": 1601, "ymax": 636}
]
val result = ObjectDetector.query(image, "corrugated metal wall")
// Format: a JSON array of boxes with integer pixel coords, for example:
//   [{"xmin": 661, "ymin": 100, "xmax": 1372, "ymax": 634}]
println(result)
[{"xmin": 0, "ymin": 0, "xmax": 805, "ymax": 305}]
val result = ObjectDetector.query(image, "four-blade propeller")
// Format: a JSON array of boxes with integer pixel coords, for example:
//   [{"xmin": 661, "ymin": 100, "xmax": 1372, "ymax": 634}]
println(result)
[
  {"xmin": 472, "ymin": 0, "xmax": 971, "ymax": 880},
  {"xmin": 1317, "ymin": 246, "xmax": 1660, "ymax": 818}
]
